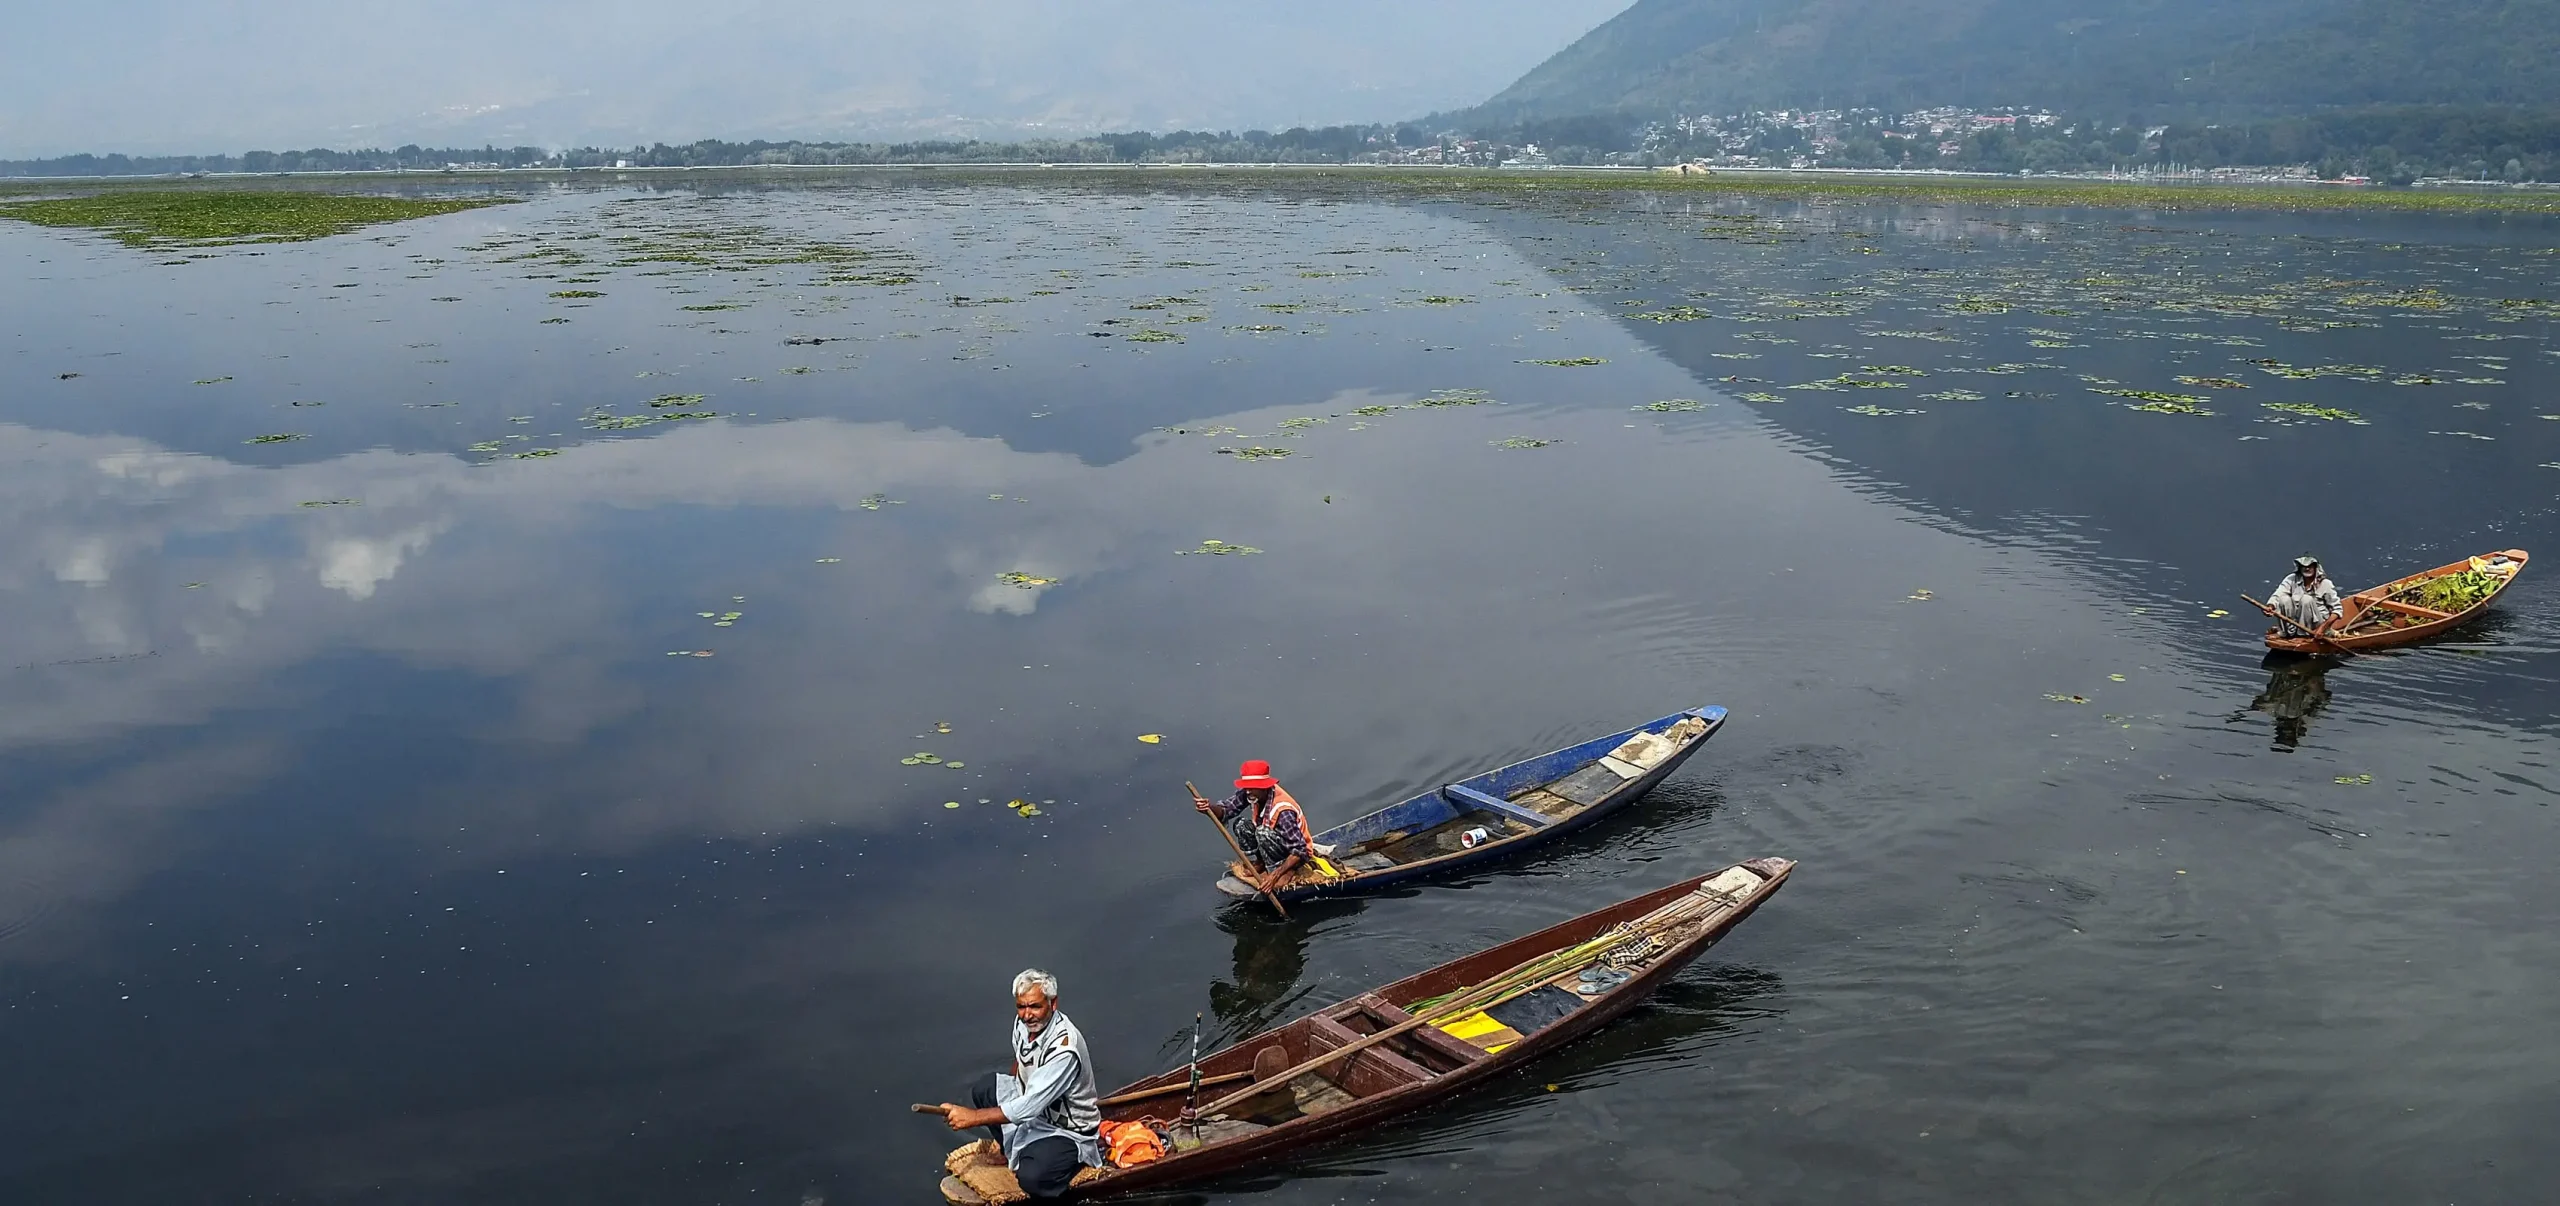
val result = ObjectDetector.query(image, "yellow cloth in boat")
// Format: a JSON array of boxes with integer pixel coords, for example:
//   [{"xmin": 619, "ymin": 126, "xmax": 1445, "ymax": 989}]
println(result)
[{"xmin": 1435, "ymin": 1010, "xmax": 1518, "ymax": 1053}]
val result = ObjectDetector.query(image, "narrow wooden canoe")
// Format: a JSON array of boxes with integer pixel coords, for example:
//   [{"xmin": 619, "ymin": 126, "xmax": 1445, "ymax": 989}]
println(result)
[
  {"xmin": 935, "ymin": 858, "xmax": 1794, "ymax": 1203},
  {"xmin": 1213, "ymin": 706, "xmax": 1727, "ymax": 906},
  {"xmin": 2265, "ymin": 549, "xmax": 2528, "ymax": 653}
]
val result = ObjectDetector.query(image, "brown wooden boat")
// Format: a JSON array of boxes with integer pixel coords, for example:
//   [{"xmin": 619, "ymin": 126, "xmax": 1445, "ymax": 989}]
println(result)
[
  {"xmin": 935, "ymin": 858, "xmax": 1793, "ymax": 1203},
  {"xmin": 2264, "ymin": 548, "xmax": 2528, "ymax": 653}
]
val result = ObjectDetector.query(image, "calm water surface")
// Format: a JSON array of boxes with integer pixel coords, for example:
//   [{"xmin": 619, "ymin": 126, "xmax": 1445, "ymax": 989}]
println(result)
[{"xmin": 3, "ymin": 177, "xmax": 2557, "ymax": 1204}]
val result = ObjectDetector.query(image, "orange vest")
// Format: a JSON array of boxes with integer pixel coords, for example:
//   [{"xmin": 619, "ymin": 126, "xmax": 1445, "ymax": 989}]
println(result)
[
  {"xmin": 1100, "ymin": 1119, "xmax": 1166, "ymax": 1167},
  {"xmin": 1260, "ymin": 785, "xmax": 1310, "ymax": 844}
]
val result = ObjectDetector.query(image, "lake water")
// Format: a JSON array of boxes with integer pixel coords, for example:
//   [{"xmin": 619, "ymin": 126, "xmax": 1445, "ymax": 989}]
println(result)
[{"xmin": 3, "ymin": 175, "xmax": 2557, "ymax": 1204}]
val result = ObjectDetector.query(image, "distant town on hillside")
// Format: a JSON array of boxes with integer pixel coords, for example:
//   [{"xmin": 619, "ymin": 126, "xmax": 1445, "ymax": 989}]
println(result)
[{"xmin": 11, "ymin": 103, "xmax": 2560, "ymax": 187}]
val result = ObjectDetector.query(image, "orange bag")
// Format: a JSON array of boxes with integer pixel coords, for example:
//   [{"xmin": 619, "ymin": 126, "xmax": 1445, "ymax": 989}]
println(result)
[{"xmin": 1100, "ymin": 1120, "xmax": 1167, "ymax": 1168}]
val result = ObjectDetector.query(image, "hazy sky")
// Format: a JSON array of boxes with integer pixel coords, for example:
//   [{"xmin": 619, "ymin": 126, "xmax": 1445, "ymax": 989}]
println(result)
[{"xmin": 1, "ymin": 1, "xmax": 1635, "ymax": 157}]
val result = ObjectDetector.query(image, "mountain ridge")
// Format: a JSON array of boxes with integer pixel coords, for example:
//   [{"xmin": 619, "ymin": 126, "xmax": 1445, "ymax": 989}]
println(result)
[{"xmin": 1473, "ymin": 0, "xmax": 2560, "ymax": 122}]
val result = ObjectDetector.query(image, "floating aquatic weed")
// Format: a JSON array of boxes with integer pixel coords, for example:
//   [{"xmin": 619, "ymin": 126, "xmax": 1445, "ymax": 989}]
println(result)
[
  {"xmin": 1411, "ymin": 388, "xmax": 1492, "ymax": 408},
  {"xmin": 467, "ymin": 441, "xmax": 504, "ymax": 453},
  {"xmin": 2335, "ymin": 773, "xmax": 2374, "ymax": 786},
  {"xmin": 588, "ymin": 409, "xmax": 715, "ymax": 430},
  {"xmin": 245, "ymin": 433, "xmax": 307, "ymax": 444},
  {"xmin": 1737, "ymin": 392, "xmax": 1786, "ymax": 403},
  {"xmin": 509, "ymin": 448, "xmax": 559, "ymax": 459},
  {"xmin": 1493, "ymin": 437, "xmax": 1556, "ymax": 449},
  {"xmin": 1416, "ymin": 296, "xmax": 1471, "ymax": 305},
  {"xmin": 680, "ymin": 303, "xmax": 745, "ymax": 312},
  {"xmin": 1845, "ymin": 404, "xmax": 1922, "ymax": 416},
  {"xmin": 540, "ymin": 317, "xmax": 570, "ymax": 325},
  {"xmin": 1635, "ymin": 399, "xmax": 1707, "ymax": 412},
  {"xmin": 2109, "ymin": 674, "xmax": 2127, "ymax": 682},
  {"xmin": 997, "ymin": 572, "xmax": 1058, "ymax": 588},
  {"xmin": 1231, "ymin": 324, "xmax": 1288, "ymax": 333},
  {"xmin": 649, "ymin": 394, "xmax": 708, "ymax": 408},
  {"xmin": 1629, "ymin": 306, "xmax": 1713, "ymax": 322},
  {"xmin": 2043, "ymin": 693, "xmax": 2089, "ymax": 704},
  {"xmin": 1709, "ymin": 352, "xmax": 1759, "ymax": 360},
  {"xmin": 1524, "ymin": 357, "xmax": 1607, "ymax": 367},
  {"xmin": 2262, "ymin": 403, "xmax": 2365, "ymax": 423},
  {"xmin": 1126, "ymin": 329, "xmax": 1181, "ymax": 343},
  {"xmin": 1347, "ymin": 404, "xmax": 1398, "ymax": 417},
  {"xmin": 297, "ymin": 499, "xmax": 358, "ymax": 508},
  {"xmin": 2247, "ymin": 359, "xmax": 2384, "ymax": 381},
  {"xmin": 1176, "ymin": 540, "xmax": 1262, "ymax": 556},
  {"xmin": 1921, "ymin": 389, "xmax": 1986, "ymax": 401},
  {"xmin": 0, "ymin": 191, "xmax": 510, "ymax": 247},
  {"xmin": 1137, "ymin": 734, "xmax": 1164, "ymax": 744},
  {"xmin": 1216, "ymin": 446, "xmax": 1294, "ymax": 460},
  {"xmin": 2429, "ymin": 430, "xmax": 2496, "ymax": 440},
  {"xmin": 780, "ymin": 366, "xmax": 818, "ymax": 375},
  {"xmin": 2094, "ymin": 389, "xmax": 2211, "ymax": 415},
  {"xmin": 1275, "ymin": 417, "xmax": 1327, "ymax": 432},
  {"xmin": 1907, "ymin": 588, "xmax": 1935, "ymax": 601},
  {"xmin": 193, "ymin": 376, "xmax": 232, "ymax": 385},
  {"xmin": 549, "ymin": 290, "xmax": 605, "ymax": 299},
  {"xmin": 2176, "ymin": 376, "xmax": 2249, "ymax": 389},
  {"xmin": 1861, "ymin": 365, "xmax": 1926, "ymax": 376}
]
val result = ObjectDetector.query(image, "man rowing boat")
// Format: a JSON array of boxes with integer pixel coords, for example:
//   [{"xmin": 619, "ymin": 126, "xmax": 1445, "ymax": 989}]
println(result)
[
  {"xmin": 932, "ymin": 969, "xmax": 1101, "ymax": 1200},
  {"xmin": 2269, "ymin": 554, "xmax": 2343, "ymax": 634},
  {"xmin": 1193, "ymin": 760, "xmax": 1318, "ymax": 894}
]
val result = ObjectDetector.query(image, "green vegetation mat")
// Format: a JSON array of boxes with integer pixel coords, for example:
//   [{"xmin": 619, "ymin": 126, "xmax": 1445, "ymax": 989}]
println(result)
[{"xmin": 0, "ymin": 190, "xmax": 511, "ymax": 247}]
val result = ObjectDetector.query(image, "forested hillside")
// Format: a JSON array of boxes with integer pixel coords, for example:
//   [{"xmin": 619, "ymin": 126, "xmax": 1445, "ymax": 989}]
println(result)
[{"xmin": 1475, "ymin": 0, "xmax": 2560, "ymax": 121}]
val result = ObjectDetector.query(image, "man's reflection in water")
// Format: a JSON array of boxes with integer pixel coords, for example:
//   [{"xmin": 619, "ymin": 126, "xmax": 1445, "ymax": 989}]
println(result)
[
  {"xmin": 2247, "ymin": 655, "xmax": 2337, "ymax": 751},
  {"xmin": 1207, "ymin": 907, "xmax": 1323, "ymax": 1036}
]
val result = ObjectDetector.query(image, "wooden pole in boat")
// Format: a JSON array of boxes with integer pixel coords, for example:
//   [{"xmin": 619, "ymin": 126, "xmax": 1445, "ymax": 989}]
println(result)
[
  {"xmin": 1186, "ymin": 1011, "xmax": 1204, "ymax": 1144},
  {"xmin": 2242, "ymin": 594, "xmax": 2355, "ymax": 656},
  {"xmin": 1187, "ymin": 883, "xmax": 1742, "ymax": 1120},
  {"xmin": 1189, "ymin": 781, "xmax": 1289, "ymax": 918}
]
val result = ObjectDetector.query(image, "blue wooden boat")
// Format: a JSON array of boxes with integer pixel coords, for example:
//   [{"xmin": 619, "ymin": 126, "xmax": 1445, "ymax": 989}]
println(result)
[{"xmin": 1215, "ymin": 706, "xmax": 1727, "ymax": 905}]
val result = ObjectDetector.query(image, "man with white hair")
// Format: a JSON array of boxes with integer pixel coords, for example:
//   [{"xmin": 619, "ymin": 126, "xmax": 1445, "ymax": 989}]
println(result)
[{"xmin": 934, "ymin": 968, "xmax": 1101, "ymax": 1199}]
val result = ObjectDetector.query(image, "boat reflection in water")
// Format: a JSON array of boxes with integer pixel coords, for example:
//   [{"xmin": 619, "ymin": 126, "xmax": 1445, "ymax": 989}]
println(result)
[
  {"xmin": 2244, "ymin": 655, "xmax": 2338, "ymax": 751},
  {"xmin": 1209, "ymin": 903, "xmax": 1342, "ymax": 1038}
]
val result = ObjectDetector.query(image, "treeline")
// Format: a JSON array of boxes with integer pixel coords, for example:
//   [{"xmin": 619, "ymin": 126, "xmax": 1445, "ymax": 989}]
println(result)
[
  {"xmin": 1, "ymin": 126, "xmax": 1449, "ymax": 178},
  {"xmin": 1, "ymin": 145, "xmax": 560, "ymax": 177},
  {"xmin": 15, "ymin": 107, "xmax": 2560, "ymax": 182}
]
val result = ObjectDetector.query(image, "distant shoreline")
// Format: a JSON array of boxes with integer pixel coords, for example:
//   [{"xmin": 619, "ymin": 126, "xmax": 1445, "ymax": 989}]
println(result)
[{"xmin": 7, "ymin": 163, "xmax": 2560, "ymax": 216}]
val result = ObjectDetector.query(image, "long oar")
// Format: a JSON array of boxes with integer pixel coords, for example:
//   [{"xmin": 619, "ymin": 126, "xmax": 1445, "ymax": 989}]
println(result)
[
  {"xmin": 2242, "ymin": 594, "xmax": 2354, "ymax": 656},
  {"xmin": 1189, "ymin": 781, "xmax": 1289, "ymax": 917},
  {"xmin": 1189, "ymin": 884, "xmax": 1738, "ymax": 1121}
]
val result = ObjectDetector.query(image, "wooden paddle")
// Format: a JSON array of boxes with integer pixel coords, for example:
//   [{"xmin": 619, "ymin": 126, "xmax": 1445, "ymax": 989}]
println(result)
[
  {"xmin": 1098, "ymin": 1069, "xmax": 1257, "ymax": 1107},
  {"xmin": 2242, "ymin": 594, "xmax": 2355, "ymax": 655},
  {"xmin": 1189, "ymin": 780, "xmax": 1289, "ymax": 917}
]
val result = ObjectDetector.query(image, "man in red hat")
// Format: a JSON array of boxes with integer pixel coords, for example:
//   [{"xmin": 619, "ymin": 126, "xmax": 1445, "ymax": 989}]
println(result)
[{"xmin": 1193, "ymin": 760, "xmax": 1314, "ymax": 894}]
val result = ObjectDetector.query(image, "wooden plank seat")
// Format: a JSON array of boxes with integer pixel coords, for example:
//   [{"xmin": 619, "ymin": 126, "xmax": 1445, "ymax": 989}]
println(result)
[{"xmin": 1440, "ymin": 783, "xmax": 1552, "ymax": 829}]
